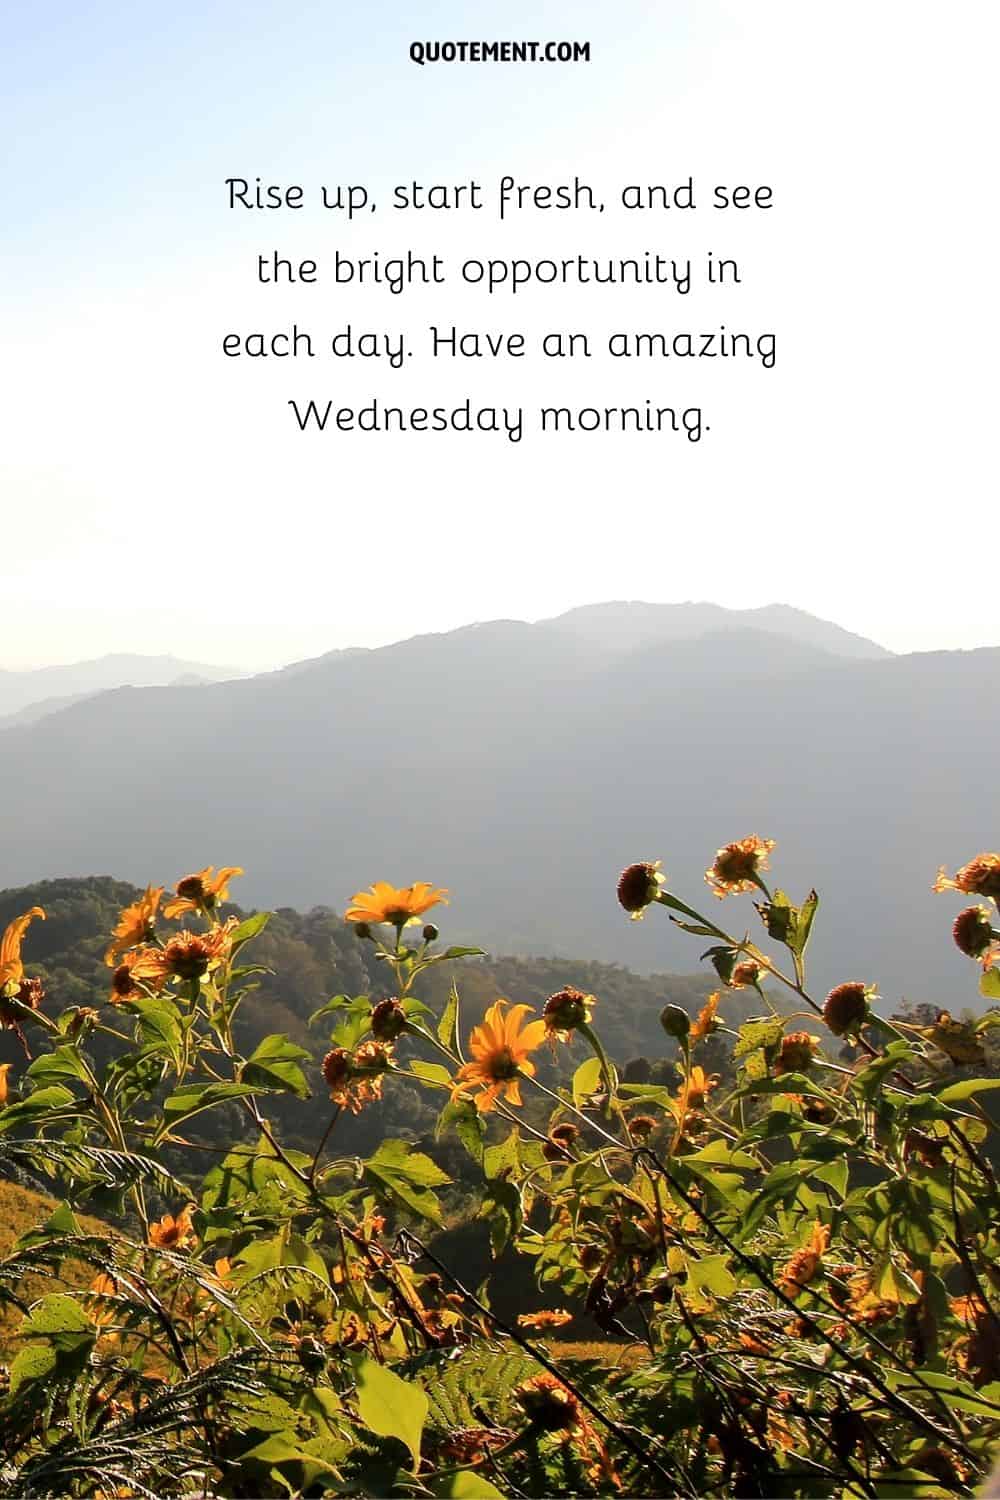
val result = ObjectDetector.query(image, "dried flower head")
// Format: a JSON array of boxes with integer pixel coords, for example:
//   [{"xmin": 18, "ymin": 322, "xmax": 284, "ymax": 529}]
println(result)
[
  {"xmin": 775, "ymin": 1032, "xmax": 819, "ymax": 1075},
  {"xmin": 822, "ymin": 981, "xmax": 870, "ymax": 1037},
  {"xmin": 144, "ymin": 923, "xmax": 236, "ymax": 985},
  {"xmin": 516, "ymin": 1372, "xmax": 582, "ymax": 1432},
  {"xmin": 934, "ymin": 853, "xmax": 1000, "ymax": 901},
  {"xmin": 517, "ymin": 1309, "xmax": 573, "ymax": 1330},
  {"xmin": 616, "ymin": 861, "xmax": 664, "ymax": 919},
  {"xmin": 730, "ymin": 961, "xmax": 762, "ymax": 990},
  {"xmin": 627, "ymin": 1113, "xmax": 658, "ymax": 1140},
  {"xmin": 543, "ymin": 985, "xmax": 594, "ymax": 1040},
  {"xmin": 705, "ymin": 836, "xmax": 775, "ymax": 899},
  {"xmin": 778, "ymin": 1222, "xmax": 829, "ymax": 1295},
  {"xmin": 952, "ymin": 905, "xmax": 997, "ymax": 963},
  {"xmin": 322, "ymin": 1040, "xmax": 393, "ymax": 1113},
  {"xmin": 369, "ymin": 998, "xmax": 408, "ymax": 1042}
]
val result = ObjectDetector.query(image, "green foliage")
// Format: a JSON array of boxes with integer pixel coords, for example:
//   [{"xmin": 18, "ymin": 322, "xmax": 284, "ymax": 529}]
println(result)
[{"xmin": 0, "ymin": 846, "xmax": 997, "ymax": 1498}]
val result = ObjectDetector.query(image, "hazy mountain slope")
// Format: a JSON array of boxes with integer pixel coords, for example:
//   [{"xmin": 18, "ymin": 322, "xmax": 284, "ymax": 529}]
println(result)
[
  {"xmin": 542, "ymin": 600, "xmax": 892, "ymax": 661},
  {"xmin": 0, "ymin": 654, "xmax": 240, "ymax": 719},
  {"xmin": 0, "ymin": 610, "xmax": 992, "ymax": 1006}
]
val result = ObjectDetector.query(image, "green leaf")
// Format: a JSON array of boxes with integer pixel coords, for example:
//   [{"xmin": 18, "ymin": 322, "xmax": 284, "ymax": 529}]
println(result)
[
  {"xmin": 432, "ymin": 1472, "xmax": 506, "ymax": 1498},
  {"xmin": 161, "ymin": 1081, "xmax": 259, "ymax": 1133},
  {"xmin": 936, "ymin": 1077, "xmax": 1000, "ymax": 1104},
  {"xmin": 439, "ymin": 946, "xmax": 485, "ymax": 961},
  {"xmin": 979, "ymin": 969, "xmax": 1000, "ymax": 1000},
  {"xmin": 229, "ymin": 910, "xmax": 272, "ymax": 948},
  {"xmin": 364, "ymin": 1139, "xmax": 449, "ymax": 1223},
  {"xmin": 438, "ymin": 983, "xmax": 461, "ymax": 1055},
  {"xmin": 9, "ymin": 1343, "xmax": 57, "ymax": 1396},
  {"xmin": 572, "ymin": 1056, "xmax": 603, "ymax": 1105},
  {"xmin": 483, "ymin": 1127, "xmax": 521, "ymax": 1181},
  {"xmin": 686, "ymin": 1254, "xmax": 737, "ymax": 1300},
  {"xmin": 0, "ymin": 1085, "xmax": 76, "ymax": 1133},
  {"xmin": 25, "ymin": 1046, "xmax": 91, "ymax": 1089},
  {"xmin": 22, "ymin": 1293, "xmax": 92, "ymax": 1339},
  {"xmin": 436, "ymin": 1094, "xmax": 486, "ymax": 1165},
  {"xmin": 408, "ymin": 1060, "xmax": 452, "ymax": 1088},
  {"xmin": 241, "ymin": 1034, "xmax": 312, "ymax": 1098},
  {"xmin": 352, "ymin": 1354, "xmax": 428, "ymax": 1472},
  {"xmin": 733, "ymin": 1016, "xmax": 784, "ymax": 1060}
]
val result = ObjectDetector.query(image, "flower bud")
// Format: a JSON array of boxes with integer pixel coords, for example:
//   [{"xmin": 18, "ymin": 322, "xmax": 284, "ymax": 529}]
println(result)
[
  {"xmin": 422, "ymin": 923, "xmax": 439, "ymax": 943},
  {"xmin": 353, "ymin": 921, "xmax": 372, "ymax": 941},
  {"xmin": 659, "ymin": 1004, "xmax": 691, "ymax": 1042}
]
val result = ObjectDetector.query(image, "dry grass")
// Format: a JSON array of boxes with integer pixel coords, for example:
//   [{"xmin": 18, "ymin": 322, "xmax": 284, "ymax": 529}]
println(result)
[
  {"xmin": 549, "ymin": 1339, "xmax": 650, "ymax": 1370},
  {"xmin": 0, "ymin": 1178, "xmax": 110, "ymax": 1353}
]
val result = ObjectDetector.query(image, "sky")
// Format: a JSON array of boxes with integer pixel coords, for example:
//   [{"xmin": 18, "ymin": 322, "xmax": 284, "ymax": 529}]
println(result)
[{"xmin": 2, "ymin": 0, "xmax": 997, "ymax": 671}]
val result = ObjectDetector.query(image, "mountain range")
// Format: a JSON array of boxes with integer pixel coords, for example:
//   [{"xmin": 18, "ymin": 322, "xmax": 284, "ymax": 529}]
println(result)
[
  {"xmin": 0, "ymin": 602, "xmax": 994, "ymax": 1006},
  {"xmin": 0, "ymin": 653, "xmax": 239, "ymax": 726}
]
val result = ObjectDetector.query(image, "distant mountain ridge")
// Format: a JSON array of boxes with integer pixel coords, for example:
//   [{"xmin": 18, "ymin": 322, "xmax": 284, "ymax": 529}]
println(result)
[
  {"xmin": 0, "ymin": 653, "xmax": 242, "ymax": 724},
  {"xmin": 0, "ymin": 603, "xmax": 992, "ymax": 1008}
]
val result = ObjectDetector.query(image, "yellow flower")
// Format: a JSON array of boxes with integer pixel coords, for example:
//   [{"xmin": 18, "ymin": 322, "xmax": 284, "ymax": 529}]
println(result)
[
  {"xmin": 163, "ymin": 865, "xmax": 243, "ymax": 920},
  {"xmin": 778, "ymin": 1221, "xmax": 830, "ymax": 1295},
  {"xmin": 676, "ymin": 1064, "xmax": 717, "ymax": 1119},
  {"xmin": 344, "ymin": 880, "xmax": 448, "ymax": 927},
  {"xmin": 453, "ymin": 1000, "xmax": 546, "ymax": 1113},
  {"xmin": 105, "ymin": 887, "xmax": 162, "ymax": 966},
  {"xmin": 0, "ymin": 1062, "xmax": 13, "ymax": 1106},
  {"xmin": 0, "ymin": 906, "xmax": 45, "ymax": 986},
  {"xmin": 705, "ymin": 836, "xmax": 775, "ymax": 898},
  {"xmin": 149, "ymin": 1205, "xmax": 196, "ymax": 1251}
]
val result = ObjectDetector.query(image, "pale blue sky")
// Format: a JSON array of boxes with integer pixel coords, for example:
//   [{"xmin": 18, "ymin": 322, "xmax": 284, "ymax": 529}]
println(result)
[{"xmin": 3, "ymin": 2, "xmax": 997, "ymax": 668}]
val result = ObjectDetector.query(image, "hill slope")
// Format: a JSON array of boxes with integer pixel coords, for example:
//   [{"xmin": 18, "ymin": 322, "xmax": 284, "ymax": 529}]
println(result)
[{"xmin": 0, "ymin": 605, "xmax": 993, "ymax": 1003}]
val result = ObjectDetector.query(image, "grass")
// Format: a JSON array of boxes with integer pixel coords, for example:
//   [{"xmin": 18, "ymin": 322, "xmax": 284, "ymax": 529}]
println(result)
[{"xmin": 0, "ymin": 1177, "xmax": 110, "ymax": 1354}]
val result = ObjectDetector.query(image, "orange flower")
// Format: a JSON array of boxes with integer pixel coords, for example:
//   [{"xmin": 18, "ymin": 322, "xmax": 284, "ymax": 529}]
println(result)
[
  {"xmin": 690, "ymin": 992, "xmax": 721, "ymax": 1042},
  {"xmin": 344, "ymin": 881, "xmax": 448, "ymax": 927},
  {"xmin": 163, "ymin": 866, "xmax": 243, "ymax": 920},
  {"xmin": 0, "ymin": 1062, "xmax": 13, "ymax": 1106},
  {"xmin": 105, "ymin": 887, "xmax": 162, "ymax": 966},
  {"xmin": 140, "ymin": 923, "xmax": 235, "ymax": 985},
  {"xmin": 149, "ymin": 1205, "xmax": 196, "ymax": 1251},
  {"xmin": 516, "ymin": 1372, "xmax": 583, "ymax": 1432},
  {"xmin": 0, "ymin": 907, "xmax": 45, "ymax": 986},
  {"xmin": 676, "ymin": 1064, "xmax": 717, "ymax": 1119},
  {"xmin": 109, "ymin": 949, "xmax": 164, "ymax": 1003},
  {"xmin": 934, "ymin": 853, "xmax": 1000, "ymax": 901},
  {"xmin": 453, "ymin": 1000, "xmax": 546, "ymax": 1112},
  {"xmin": 705, "ymin": 836, "xmax": 775, "ymax": 898},
  {"xmin": 778, "ymin": 1222, "xmax": 829, "ymax": 1295},
  {"xmin": 88, "ymin": 1272, "xmax": 120, "ymax": 1328},
  {"xmin": 518, "ymin": 1308, "xmax": 573, "ymax": 1330}
]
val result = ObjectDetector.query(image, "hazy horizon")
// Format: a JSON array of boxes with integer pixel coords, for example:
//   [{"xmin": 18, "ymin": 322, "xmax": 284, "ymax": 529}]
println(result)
[{"xmin": 3, "ymin": 594, "xmax": 992, "ymax": 676}]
